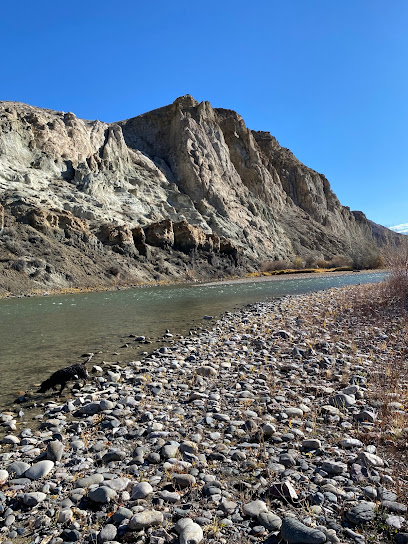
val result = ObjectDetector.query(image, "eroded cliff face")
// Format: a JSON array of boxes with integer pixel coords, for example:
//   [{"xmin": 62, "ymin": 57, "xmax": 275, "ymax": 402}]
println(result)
[{"xmin": 0, "ymin": 95, "xmax": 398, "ymax": 293}]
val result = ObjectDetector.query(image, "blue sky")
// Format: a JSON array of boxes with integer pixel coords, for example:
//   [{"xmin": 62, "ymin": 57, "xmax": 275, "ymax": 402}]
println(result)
[{"xmin": 1, "ymin": 0, "xmax": 407, "ymax": 227}]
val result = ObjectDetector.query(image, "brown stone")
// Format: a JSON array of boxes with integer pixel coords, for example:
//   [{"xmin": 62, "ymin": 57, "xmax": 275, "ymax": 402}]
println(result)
[
  {"xmin": 173, "ymin": 221, "xmax": 207, "ymax": 252},
  {"xmin": 145, "ymin": 219, "xmax": 174, "ymax": 248},
  {"xmin": 97, "ymin": 223, "xmax": 137, "ymax": 256},
  {"xmin": 27, "ymin": 209, "xmax": 59, "ymax": 233}
]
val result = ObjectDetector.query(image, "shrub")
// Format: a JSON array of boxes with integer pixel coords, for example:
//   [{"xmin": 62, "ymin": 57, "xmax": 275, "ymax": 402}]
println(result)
[
  {"xmin": 4, "ymin": 239, "xmax": 25, "ymax": 256},
  {"xmin": 304, "ymin": 255, "xmax": 318, "ymax": 268},
  {"xmin": 315, "ymin": 259, "xmax": 332, "ymax": 269},
  {"xmin": 260, "ymin": 260, "xmax": 288, "ymax": 272},
  {"xmin": 383, "ymin": 242, "xmax": 408, "ymax": 308},
  {"xmin": 291, "ymin": 256, "xmax": 304, "ymax": 270},
  {"xmin": 10, "ymin": 259, "xmax": 27, "ymax": 272},
  {"xmin": 329, "ymin": 254, "xmax": 352, "ymax": 268},
  {"xmin": 108, "ymin": 265, "xmax": 121, "ymax": 277}
]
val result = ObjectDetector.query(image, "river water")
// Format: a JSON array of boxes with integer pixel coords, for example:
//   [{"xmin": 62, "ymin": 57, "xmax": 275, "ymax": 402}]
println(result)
[{"xmin": 0, "ymin": 271, "xmax": 385, "ymax": 410}]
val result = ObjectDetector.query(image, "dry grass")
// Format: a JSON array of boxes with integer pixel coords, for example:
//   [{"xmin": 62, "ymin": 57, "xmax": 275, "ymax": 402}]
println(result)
[{"xmin": 333, "ymin": 248, "xmax": 408, "ymax": 507}]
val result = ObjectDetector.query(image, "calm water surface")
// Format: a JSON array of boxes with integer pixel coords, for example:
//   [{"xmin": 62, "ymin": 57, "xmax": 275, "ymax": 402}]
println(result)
[{"xmin": 0, "ymin": 272, "xmax": 385, "ymax": 410}]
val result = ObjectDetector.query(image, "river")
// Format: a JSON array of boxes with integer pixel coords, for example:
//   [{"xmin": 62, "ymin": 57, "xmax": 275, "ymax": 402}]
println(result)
[{"xmin": 0, "ymin": 271, "xmax": 385, "ymax": 411}]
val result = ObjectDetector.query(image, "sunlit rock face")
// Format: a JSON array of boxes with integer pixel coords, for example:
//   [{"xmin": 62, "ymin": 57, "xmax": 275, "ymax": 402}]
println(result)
[{"xmin": 0, "ymin": 96, "xmax": 400, "ymax": 292}]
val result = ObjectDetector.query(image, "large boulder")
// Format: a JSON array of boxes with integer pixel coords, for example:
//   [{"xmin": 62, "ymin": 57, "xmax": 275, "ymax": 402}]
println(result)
[
  {"xmin": 173, "ymin": 220, "xmax": 207, "ymax": 252},
  {"xmin": 96, "ymin": 223, "xmax": 137, "ymax": 256},
  {"xmin": 27, "ymin": 208, "xmax": 59, "ymax": 233},
  {"xmin": 145, "ymin": 219, "xmax": 174, "ymax": 248}
]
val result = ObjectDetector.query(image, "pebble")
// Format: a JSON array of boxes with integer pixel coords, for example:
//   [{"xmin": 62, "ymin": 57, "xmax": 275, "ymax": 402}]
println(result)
[
  {"xmin": 128, "ymin": 510, "xmax": 164, "ymax": 530},
  {"xmin": 46, "ymin": 440, "xmax": 64, "ymax": 461},
  {"xmin": 243, "ymin": 500, "xmax": 268, "ymax": 517},
  {"xmin": 97, "ymin": 524, "xmax": 117, "ymax": 543},
  {"xmin": 88, "ymin": 486, "xmax": 117, "ymax": 503},
  {"xmin": 346, "ymin": 502, "xmax": 376, "ymax": 524},
  {"xmin": 131, "ymin": 481, "xmax": 153, "ymax": 499},
  {"xmin": 258, "ymin": 512, "xmax": 282, "ymax": 531},
  {"xmin": 21, "ymin": 492, "xmax": 47, "ymax": 506},
  {"xmin": 24, "ymin": 460, "xmax": 54, "ymax": 480}
]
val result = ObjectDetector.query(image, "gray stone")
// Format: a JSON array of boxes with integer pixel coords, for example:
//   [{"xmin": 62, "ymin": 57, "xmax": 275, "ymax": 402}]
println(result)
[
  {"xmin": 105, "ymin": 477, "xmax": 130, "ymax": 492},
  {"xmin": 358, "ymin": 452, "xmax": 384, "ymax": 468},
  {"xmin": 98, "ymin": 524, "xmax": 117, "ymax": 543},
  {"xmin": 354, "ymin": 410, "xmax": 376, "ymax": 422},
  {"xmin": 284, "ymin": 407, "xmax": 304, "ymax": 418},
  {"xmin": 280, "ymin": 453, "xmax": 296, "ymax": 467},
  {"xmin": 346, "ymin": 502, "xmax": 376, "ymax": 524},
  {"xmin": 2, "ymin": 435, "xmax": 20, "ymax": 445},
  {"xmin": 162, "ymin": 444, "xmax": 179, "ymax": 459},
  {"xmin": 269, "ymin": 480, "xmax": 298, "ymax": 501},
  {"xmin": 328, "ymin": 393, "xmax": 355, "ymax": 409},
  {"xmin": 386, "ymin": 516, "xmax": 405, "ymax": 530},
  {"xmin": 180, "ymin": 521, "xmax": 203, "ymax": 544},
  {"xmin": 196, "ymin": 366, "xmax": 217, "ymax": 377},
  {"xmin": 7, "ymin": 461, "xmax": 30, "ymax": 477},
  {"xmin": 25, "ymin": 460, "xmax": 54, "ymax": 480},
  {"xmin": 76, "ymin": 474, "xmax": 104, "ymax": 488},
  {"xmin": 362, "ymin": 486, "xmax": 377, "ymax": 500},
  {"xmin": 321, "ymin": 460, "xmax": 347, "ymax": 474},
  {"xmin": 101, "ymin": 450, "xmax": 126, "ymax": 463},
  {"xmin": 220, "ymin": 500, "xmax": 238, "ymax": 514},
  {"xmin": 100, "ymin": 399, "xmax": 115, "ymax": 411},
  {"xmin": 382, "ymin": 501, "xmax": 407, "ymax": 513},
  {"xmin": 243, "ymin": 500, "xmax": 268, "ymax": 517},
  {"xmin": 258, "ymin": 512, "xmax": 282, "ymax": 531},
  {"xmin": 180, "ymin": 440, "xmax": 198, "ymax": 454},
  {"xmin": 0, "ymin": 469, "xmax": 8, "ymax": 484},
  {"xmin": 77, "ymin": 402, "xmax": 101, "ymax": 415},
  {"xmin": 340, "ymin": 438, "xmax": 363, "ymax": 448},
  {"xmin": 21, "ymin": 492, "xmax": 47, "ymax": 506},
  {"xmin": 131, "ymin": 481, "xmax": 153, "ymax": 499},
  {"xmin": 158, "ymin": 490, "xmax": 180, "ymax": 503},
  {"xmin": 58, "ymin": 509, "xmax": 74, "ymax": 524},
  {"xmin": 262, "ymin": 423, "xmax": 276, "ymax": 436},
  {"xmin": 46, "ymin": 440, "xmax": 64, "ymax": 462},
  {"xmin": 112, "ymin": 506, "xmax": 133, "ymax": 523},
  {"xmin": 172, "ymin": 473, "xmax": 196, "ymax": 488},
  {"xmin": 128, "ymin": 510, "xmax": 164, "ymax": 530},
  {"xmin": 302, "ymin": 439, "xmax": 321, "ymax": 449},
  {"xmin": 88, "ymin": 486, "xmax": 117, "ymax": 503},
  {"xmin": 280, "ymin": 517, "xmax": 327, "ymax": 543}
]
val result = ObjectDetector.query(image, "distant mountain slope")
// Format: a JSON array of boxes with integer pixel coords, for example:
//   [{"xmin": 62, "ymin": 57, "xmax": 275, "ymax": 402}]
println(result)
[{"xmin": 0, "ymin": 95, "xmax": 401, "ymax": 293}]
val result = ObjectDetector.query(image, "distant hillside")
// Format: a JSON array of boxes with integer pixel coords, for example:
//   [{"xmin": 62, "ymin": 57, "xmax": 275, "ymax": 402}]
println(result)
[{"xmin": 0, "ymin": 95, "xmax": 402, "ymax": 294}]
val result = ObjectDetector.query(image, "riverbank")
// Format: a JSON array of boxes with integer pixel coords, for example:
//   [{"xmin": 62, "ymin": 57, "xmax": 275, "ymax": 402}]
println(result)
[{"xmin": 1, "ymin": 282, "xmax": 407, "ymax": 544}]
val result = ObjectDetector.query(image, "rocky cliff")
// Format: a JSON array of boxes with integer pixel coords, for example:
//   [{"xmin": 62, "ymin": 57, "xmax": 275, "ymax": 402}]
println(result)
[{"xmin": 0, "ymin": 95, "xmax": 398, "ymax": 293}]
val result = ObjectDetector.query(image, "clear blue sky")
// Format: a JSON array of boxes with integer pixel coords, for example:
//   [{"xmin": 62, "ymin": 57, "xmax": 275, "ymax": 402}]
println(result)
[{"xmin": 1, "ymin": 0, "xmax": 407, "ymax": 227}]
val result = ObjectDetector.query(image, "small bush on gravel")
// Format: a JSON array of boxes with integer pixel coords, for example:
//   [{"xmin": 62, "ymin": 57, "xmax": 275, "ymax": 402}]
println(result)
[
  {"xmin": 383, "ymin": 242, "xmax": 408, "ymax": 308},
  {"xmin": 10, "ymin": 259, "xmax": 27, "ymax": 272}
]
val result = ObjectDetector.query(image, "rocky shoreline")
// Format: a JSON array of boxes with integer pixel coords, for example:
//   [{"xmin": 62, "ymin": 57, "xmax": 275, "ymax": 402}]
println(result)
[{"xmin": 1, "ymin": 284, "xmax": 407, "ymax": 544}]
